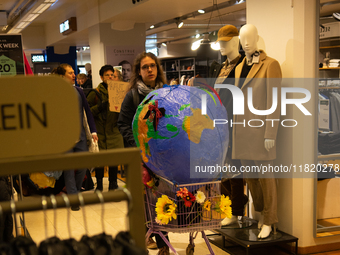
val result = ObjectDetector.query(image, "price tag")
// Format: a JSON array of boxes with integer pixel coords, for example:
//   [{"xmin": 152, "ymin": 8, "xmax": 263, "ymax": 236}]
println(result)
[{"xmin": 0, "ymin": 55, "xmax": 17, "ymax": 76}]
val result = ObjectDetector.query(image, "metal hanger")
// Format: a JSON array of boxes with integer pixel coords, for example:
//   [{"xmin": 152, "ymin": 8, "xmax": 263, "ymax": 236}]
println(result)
[
  {"xmin": 50, "ymin": 195, "xmax": 57, "ymax": 237},
  {"xmin": 95, "ymin": 190, "xmax": 105, "ymax": 233},
  {"xmin": 121, "ymin": 188, "xmax": 133, "ymax": 231},
  {"xmin": 61, "ymin": 194, "xmax": 72, "ymax": 238},
  {"xmin": 10, "ymin": 200, "xmax": 18, "ymax": 236},
  {"xmin": 42, "ymin": 196, "xmax": 48, "ymax": 239},
  {"xmin": 78, "ymin": 192, "xmax": 88, "ymax": 235}
]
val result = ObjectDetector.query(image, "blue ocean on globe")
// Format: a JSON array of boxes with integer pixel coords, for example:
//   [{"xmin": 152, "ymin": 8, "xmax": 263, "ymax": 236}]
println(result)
[{"xmin": 132, "ymin": 85, "xmax": 229, "ymax": 184}]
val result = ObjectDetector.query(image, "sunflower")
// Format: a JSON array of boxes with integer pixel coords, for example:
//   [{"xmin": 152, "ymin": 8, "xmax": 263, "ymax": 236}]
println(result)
[
  {"xmin": 219, "ymin": 195, "xmax": 232, "ymax": 219},
  {"xmin": 203, "ymin": 200, "xmax": 211, "ymax": 211},
  {"xmin": 155, "ymin": 195, "xmax": 177, "ymax": 225}
]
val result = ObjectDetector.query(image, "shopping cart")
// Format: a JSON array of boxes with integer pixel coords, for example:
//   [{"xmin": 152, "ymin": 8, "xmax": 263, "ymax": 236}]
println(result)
[{"xmin": 144, "ymin": 175, "xmax": 226, "ymax": 255}]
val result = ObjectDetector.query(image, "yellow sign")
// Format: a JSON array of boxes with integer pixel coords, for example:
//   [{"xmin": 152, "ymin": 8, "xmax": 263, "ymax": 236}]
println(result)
[
  {"xmin": 108, "ymin": 80, "xmax": 130, "ymax": 112},
  {"xmin": 0, "ymin": 76, "xmax": 80, "ymax": 159}
]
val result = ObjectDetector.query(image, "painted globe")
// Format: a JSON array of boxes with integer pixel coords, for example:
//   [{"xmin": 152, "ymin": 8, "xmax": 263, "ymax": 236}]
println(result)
[{"xmin": 132, "ymin": 85, "xmax": 228, "ymax": 184}]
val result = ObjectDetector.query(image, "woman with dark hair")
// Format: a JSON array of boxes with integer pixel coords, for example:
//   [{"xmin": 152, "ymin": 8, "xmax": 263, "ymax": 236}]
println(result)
[
  {"xmin": 55, "ymin": 63, "xmax": 98, "ymax": 210},
  {"xmin": 118, "ymin": 52, "xmax": 165, "ymax": 148},
  {"xmin": 117, "ymin": 52, "xmax": 170, "ymax": 255}
]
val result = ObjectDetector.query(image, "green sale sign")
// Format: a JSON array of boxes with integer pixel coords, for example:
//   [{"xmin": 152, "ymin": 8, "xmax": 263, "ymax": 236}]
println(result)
[{"xmin": 0, "ymin": 34, "xmax": 24, "ymax": 76}]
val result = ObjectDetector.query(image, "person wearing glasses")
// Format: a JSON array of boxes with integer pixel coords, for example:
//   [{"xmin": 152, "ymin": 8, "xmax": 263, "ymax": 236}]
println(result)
[
  {"xmin": 87, "ymin": 65, "xmax": 124, "ymax": 191},
  {"xmin": 118, "ymin": 52, "xmax": 170, "ymax": 255}
]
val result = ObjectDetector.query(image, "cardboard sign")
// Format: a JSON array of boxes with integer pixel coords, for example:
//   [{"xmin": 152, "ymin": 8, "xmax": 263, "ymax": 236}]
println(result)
[
  {"xmin": 0, "ymin": 76, "xmax": 80, "ymax": 159},
  {"xmin": 108, "ymin": 80, "xmax": 130, "ymax": 112}
]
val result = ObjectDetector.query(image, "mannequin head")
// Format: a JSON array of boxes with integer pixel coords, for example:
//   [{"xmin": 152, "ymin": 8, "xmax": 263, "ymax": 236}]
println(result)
[
  {"xmin": 239, "ymin": 24, "xmax": 259, "ymax": 60},
  {"xmin": 216, "ymin": 25, "xmax": 240, "ymax": 62},
  {"xmin": 219, "ymin": 37, "xmax": 240, "ymax": 61}
]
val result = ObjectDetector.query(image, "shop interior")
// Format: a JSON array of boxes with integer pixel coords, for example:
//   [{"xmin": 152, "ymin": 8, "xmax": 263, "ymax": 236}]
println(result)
[{"xmin": 1, "ymin": 0, "xmax": 340, "ymax": 254}]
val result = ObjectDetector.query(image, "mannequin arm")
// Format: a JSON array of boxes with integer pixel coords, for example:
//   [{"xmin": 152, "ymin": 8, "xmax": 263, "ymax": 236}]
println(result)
[{"xmin": 264, "ymin": 139, "xmax": 275, "ymax": 151}]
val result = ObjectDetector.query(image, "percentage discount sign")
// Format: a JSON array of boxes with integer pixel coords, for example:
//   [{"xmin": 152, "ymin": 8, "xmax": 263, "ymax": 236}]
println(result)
[{"xmin": 0, "ymin": 55, "xmax": 17, "ymax": 76}]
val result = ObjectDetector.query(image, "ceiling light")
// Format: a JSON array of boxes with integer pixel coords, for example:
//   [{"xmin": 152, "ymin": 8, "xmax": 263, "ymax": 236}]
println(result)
[
  {"xmin": 191, "ymin": 0, "xmax": 223, "ymax": 51},
  {"xmin": 44, "ymin": 0, "xmax": 57, "ymax": 2},
  {"xmin": 23, "ymin": 14, "xmax": 39, "ymax": 22},
  {"xmin": 162, "ymin": 42, "xmax": 167, "ymax": 47},
  {"xmin": 150, "ymin": 25, "xmax": 155, "ymax": 29},
  {"xmin": 333, "ymin": 13, "xmax": 340, "ymax": 21},
  {"xmin": 198, "ymin": 9, "xmax": 205, "ymax": 14},
  {"xmin": 237, "ymin": 0, "xmax": 244, "ymax": 3},
  {"xmin": 195, "ymin": 34, "xmax": 200, "ymax": 38},
  {"xmin": 175, "ymin": 18, "xmax": 184, "ymax": 28},
  {"xmin": 191, "ymin": 40, "xmax": 202, "ymax": 51},
  {"xmin": 33, "ymin": 3, "xmax": 52, "ymax": 14},
  {"xmin": 17, "ymin": 21, "xmax": 30, "ymax": 29},
  {"xmin": 210, "ymin": 41, "xmax": 220, "ymax": 51}
]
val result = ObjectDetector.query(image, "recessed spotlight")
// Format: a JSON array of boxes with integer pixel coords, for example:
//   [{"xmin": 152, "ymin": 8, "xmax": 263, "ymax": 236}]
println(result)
[{"xmin": 198, "ymin": 9, "xmax": 205, "ymax": 14}]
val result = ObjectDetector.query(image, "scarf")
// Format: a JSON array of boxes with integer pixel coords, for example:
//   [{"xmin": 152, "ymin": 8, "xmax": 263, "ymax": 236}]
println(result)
[{"xmin": 137, "ymin": 79, "xmax": 163, "ymax": 96}]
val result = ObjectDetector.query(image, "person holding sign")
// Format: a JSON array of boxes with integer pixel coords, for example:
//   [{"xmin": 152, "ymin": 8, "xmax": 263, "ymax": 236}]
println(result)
[
  {"xmin": 87, "ymin": 65, "xmax": 124, "ymax": 191},
  {"xmin": 55, "ymin": 63, "xmax": 98, "ymax": 211}
]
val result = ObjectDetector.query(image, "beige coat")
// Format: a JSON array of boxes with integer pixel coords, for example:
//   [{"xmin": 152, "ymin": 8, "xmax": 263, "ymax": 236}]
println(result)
[{"xmin": 232, "ymin": 50, "xmax": 282, "ymax": 161}]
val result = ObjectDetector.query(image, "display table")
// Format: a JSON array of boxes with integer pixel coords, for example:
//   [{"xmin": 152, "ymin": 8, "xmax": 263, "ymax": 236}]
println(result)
[{"xmin": 207, "ymin": 218, "xmax": 298, "ymax": 255}]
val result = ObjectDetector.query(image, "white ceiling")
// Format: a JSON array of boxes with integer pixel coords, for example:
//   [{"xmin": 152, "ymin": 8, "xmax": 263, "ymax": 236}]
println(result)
[{"xmin": 1, "ymin": 0, "xmax": 340, "ymax": 51}]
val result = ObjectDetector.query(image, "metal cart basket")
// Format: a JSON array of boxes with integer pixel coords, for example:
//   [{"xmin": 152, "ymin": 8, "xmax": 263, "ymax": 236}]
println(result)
[{"xmin": 144, "ymin": 175, "xmax": 225, "ymax": 255}]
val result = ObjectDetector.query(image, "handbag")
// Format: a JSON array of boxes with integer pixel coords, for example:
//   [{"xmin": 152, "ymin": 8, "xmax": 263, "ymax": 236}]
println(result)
[{"xmin": 83, "ymin": 109, "xmax": 99, "ymax": 153}]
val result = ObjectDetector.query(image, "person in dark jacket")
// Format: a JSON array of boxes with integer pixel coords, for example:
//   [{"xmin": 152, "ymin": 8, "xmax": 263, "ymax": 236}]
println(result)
[
  {"xmin": 77, "ymin": 73, "xmax": 93, "ymax": 89},
  {"xmin": 117, "ymin": 52, "xmax": 170, "ymax": 255},
  {"xmin": 87, "ymin": 65, "xmax": 124, "ymax": 191},
  {"xmin": 55, "ymin": 63, "xmax": 98, "ymax": 211}
]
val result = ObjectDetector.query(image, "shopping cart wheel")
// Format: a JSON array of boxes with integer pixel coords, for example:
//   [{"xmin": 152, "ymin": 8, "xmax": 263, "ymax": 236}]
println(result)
[{"xmin": 186, "ymin": 244, "xmax": 194, "ymax": 255}]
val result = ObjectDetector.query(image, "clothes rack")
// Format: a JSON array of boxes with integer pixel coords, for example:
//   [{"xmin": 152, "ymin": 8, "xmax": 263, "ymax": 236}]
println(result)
[{"xmin": 0, "ymin": 148, "xmax": 145, "ymax": 250}]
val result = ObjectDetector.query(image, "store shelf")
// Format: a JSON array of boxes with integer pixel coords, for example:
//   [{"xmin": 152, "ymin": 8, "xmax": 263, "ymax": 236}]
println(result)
[
  {"xmin": 320, "ymin": 45, "xmax": 340, "ymax": 49},
  {"xmin": 319, "ymin": 67, "xmax": 340, "ymax": 70}
]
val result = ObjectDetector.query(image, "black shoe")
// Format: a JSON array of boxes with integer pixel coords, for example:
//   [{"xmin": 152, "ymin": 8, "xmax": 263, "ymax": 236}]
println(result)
[
  {"xmin": 71, "ymin": 206, "xmax": 80, "ymax": 211},
  {"xmin": 109, "ymin": 181, "xmax": 118, "ymax": 190},
  {"xmin": 96, "ymin": 180, "xmax": 103, "ymax": 191}
]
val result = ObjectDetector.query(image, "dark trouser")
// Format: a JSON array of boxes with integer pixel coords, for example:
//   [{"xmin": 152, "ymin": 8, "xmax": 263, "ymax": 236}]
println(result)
[
  {"xmin": 149, "ymin": 231, "xmax": 169, "ymax": 248},
  {"xmin": 221, "ymin": 177, "xmax": 247, "ymax": 216},
  {"xmin": 64, "ymin": 139, "xmax": 87, "ymax": 195},
  {"xmin": 95, "ymin": 166, "xmax": 118, "ymax": 183}
]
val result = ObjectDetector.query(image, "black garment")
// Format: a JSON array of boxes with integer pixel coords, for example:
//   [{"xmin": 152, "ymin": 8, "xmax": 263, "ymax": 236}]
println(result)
[
  {"xmin": 95, "ymin": 166, "xmax": 118, "ymax": 185},
  {"xmin": 221, "ymin": 178, "xmax": 248, "ymax": 216},
  {"xmin": 0, "ymin": 177, "xmax": 13, "ymax": 243},
  {"xmin": 82, "ymin": 79, "xmax": 93, "ymax": 89},
  {"xmin": 117, "ymin": 90, "xmax": 145, "ymax": 148},
  {"xmin": 10, "ymin": 236, "xmax": 38, "ymax": 255},
  {"xmin": 239, "ymin": 62, "xmax": 253, "ymax": 88},
  {"xmin": 319, "ymin": 132, "xmax": 340, "ymax": 155}
]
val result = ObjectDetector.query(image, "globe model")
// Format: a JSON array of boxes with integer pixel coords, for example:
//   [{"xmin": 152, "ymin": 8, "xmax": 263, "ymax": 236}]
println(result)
[{"xmin": 132, "ymin": 85, "xmax": 229, "ymax": 184}]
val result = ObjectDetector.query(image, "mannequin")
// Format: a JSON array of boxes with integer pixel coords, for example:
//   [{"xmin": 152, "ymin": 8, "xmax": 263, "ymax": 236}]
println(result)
[
  {"xmin": 233, "ymin": 24, "xmax": 282, "ymax": 238},
  {"xmin": 210, "ymin": 24, "xmax": 248, "ymax": 226}
]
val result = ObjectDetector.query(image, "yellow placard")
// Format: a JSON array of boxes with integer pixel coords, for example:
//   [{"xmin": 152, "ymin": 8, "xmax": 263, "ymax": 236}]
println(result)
[
  {"xmin": 108, "ymin": 80, "xmax": 130, "ymax": 112},
  {"xmin": 0, "ymin": 75, "xmax": 80, "ymax": 159}
]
